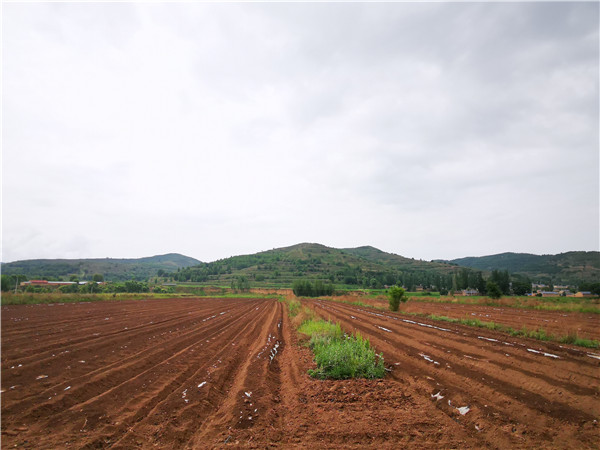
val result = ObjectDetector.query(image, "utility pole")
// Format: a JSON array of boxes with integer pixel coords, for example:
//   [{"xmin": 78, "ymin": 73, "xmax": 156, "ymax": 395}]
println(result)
[{"xmin": 14, "ymin": 277, "xmax": 19, "ymax": 294}]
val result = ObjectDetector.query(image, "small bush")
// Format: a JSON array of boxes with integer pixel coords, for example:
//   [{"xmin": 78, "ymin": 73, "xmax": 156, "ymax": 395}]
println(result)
[
  {"xmin": 388, "ymin": 285, "xmax": 408, "ymax": 311},
  {"xmin": 486, "ymin": 281, "xmax": 502, "ymax": 299}
]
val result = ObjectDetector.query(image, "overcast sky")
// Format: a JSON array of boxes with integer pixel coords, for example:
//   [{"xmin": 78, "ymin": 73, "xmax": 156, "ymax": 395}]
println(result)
[{"xmin": 2, "ymin": 2, "xmax": 599, "ymax": 263}]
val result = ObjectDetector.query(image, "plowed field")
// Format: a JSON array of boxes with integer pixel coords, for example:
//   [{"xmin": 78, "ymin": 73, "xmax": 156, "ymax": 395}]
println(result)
[
  {"xmin": 2, "ymin": 297, "xmax": 599, "ymax": 448},
  {"xmin": 402, "ymin": 301, "xmax": 600, "ymax": 341}
]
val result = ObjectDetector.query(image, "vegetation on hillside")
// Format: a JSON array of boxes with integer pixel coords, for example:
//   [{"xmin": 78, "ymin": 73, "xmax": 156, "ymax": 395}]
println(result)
[
  {"xmin": 447, "ymin": 251, "xmax": 600, "ymax": 284},
  {"xmin": 2, "ymin": 244, "xmax": 597, "ymax": 294},
  {"xmin": 1, "ymin": 253, "xmax": 200, "ymax": 282},
  {"xmin": 165, "ymin": 243, "xmax": 470, "ymax": 291}
]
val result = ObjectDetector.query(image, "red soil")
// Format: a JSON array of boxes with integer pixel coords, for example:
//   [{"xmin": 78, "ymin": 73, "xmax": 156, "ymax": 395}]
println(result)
[
  {"xmin": 1, "ymin": 297, "xmax": 598, "ymax": 448},
  {"xmin": 402, "ymin": 301, "xmax": 600, "ymax": 341},
  {"xmin": 308, "ymin": 299, "xmax": 599, "ymax": 448}
]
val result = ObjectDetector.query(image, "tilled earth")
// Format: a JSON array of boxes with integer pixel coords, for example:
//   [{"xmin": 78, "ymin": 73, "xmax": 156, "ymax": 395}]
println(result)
[
  {"xmin": 1, "ymin": 297, "xmax": 598, "ymax": 448},
  {"xmin": 401, "ymin": 301, "xmax": 600, "ymax": 341}
]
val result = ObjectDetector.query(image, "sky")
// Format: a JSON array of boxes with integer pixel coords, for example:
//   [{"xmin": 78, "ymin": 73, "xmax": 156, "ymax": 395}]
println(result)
[{"xmin": 2, "ymin": 2, "xmax": 599, "ymax": 263}]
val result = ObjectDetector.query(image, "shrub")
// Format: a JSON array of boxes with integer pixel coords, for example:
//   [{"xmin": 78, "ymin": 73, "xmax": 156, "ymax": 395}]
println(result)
[
  {"xmin": 486, "ymin": 281, "xmax": 502, "ymax": 299},
  {"xmin": 388, "ymin": 285, "xmax": 408, "ymax": 311}
]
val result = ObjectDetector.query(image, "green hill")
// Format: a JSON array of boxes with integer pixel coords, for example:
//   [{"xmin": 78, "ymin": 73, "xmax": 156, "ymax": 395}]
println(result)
[
  {"xmin": 4, "ymin": 245, "xmax": 596, "ymax": 289},
  {"xmin": 170, "ymin": 243, "xmax": 460, "ymax": 290},
  {"xmin": 447, "ymin": 251, "xmax": 600, "ymax": 284},
  {"xmin": 1, "ymin": 253, "xmax": 201, "ymax": 282}
]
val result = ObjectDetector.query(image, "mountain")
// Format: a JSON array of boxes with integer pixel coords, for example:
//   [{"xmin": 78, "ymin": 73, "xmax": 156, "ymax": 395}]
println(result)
[
  {"xmin": 171, "ymin": 243, "xmax": 460, "ymax": 289},
  {"xmin": 446, "ymin": 251, "xmax": 600, "ymax": 284},
  {"xmin": 1, "ymin": 253, "xmax": 201, "ymax": 282},
  {"xmin": 4, "ymin": 245, "xmax": 596, "ymax": 287}
]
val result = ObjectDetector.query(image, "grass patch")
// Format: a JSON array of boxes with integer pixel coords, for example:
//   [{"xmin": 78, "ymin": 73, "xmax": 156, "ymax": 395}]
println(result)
[
  {"xmin": 298, "ymin": 319, "xmax": 342, "ymax": 340},
  {"xmin": 299, "ymin": 319, "xmax": 385, "ymax": 380},
  {"xmin": 287, "ymin": 299, "xmax": 302, "ymax": 317},
  {"xmin": 558, "ymin": 333, "xmax": 599, "ymax": 348}
]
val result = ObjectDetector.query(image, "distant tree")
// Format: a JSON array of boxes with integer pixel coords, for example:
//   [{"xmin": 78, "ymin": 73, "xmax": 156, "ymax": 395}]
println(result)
[
  {"xmin": 124, "ymin": 280, "xmax": 148, "ymax": 293},
  {"xmin": 388, "ymin": 285, "xmax": 408, "ymax": 311},
  {"xmin": 59, "ymin": 283, "xmax": 80, "ymax": 294},
  {"xmin": 232, "ymin": 276, "xmax": 250, "ymax": 292},
  {"xmin": 92, "ymin": 273, "xmax": 104, "ymax": 282},
  {"xmin": 293, "ymin": 279, "xmax": 333, "ymax": 297},
  {"xmin": 458, "ymin": 268, "xmax": 469, "ymax": 290},
  {"xmin": 512, "ymin": 278, "xmax": 532, "ymax": 296},
  {"xmin": 474, "ymin": 272, "xmax": 487, "ymax": 294},
  {"xmin": 292, "ymin": 280, "xmax": 312, "ymax": 297},
  {"xmin": 491, "ymin": 270, "xmax": 510, "ymax": 295},
  {"xmin": 1, "ymin": 275, "xmax": 14, "ymax": 292},
  {"xmin": 80, "ymin": 281, "xmax": 99, "ymax": 294},
  {"xmin": 578, "ymin": 282, "xmax": 600, "ymax": 296},
  {"xmin": 486, "ymin": 281, "xmax": 502, "ymax": 299}
]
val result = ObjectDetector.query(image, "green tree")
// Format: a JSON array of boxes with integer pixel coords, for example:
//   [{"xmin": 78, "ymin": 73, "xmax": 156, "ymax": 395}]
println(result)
[
  {"xmin": 59, "ymin": 283, "xmax": 80, "ymax": 294},
  {"xmin": 491, "ymin": 270, "xmax": 510, "ymax": 295},
  {"xmin": 125, "ymin": 280, "xmax": 148, "ymax": 293},
  {"xmin": 512, "ymin": 277, "xmax": 532, "ymax": 296},
  {"xmin": 1, "ymin": 275, "xmax": 14, "ymax": 292},
  {"xmin": 92, "ymin": 273, "xmax": 104, "ymax": 282},
  {"xmin": 80, "ymin": 282, "xmax": 97, "ymax": 294},
  {"xmin": 388, "ymin": 285, "xmax": 408, "ymax": 311},
  {"xmin": 474, "ymin": 272, "xmax": 487, "ymax": 294},
  {"xmin": 232, "ymin": 276, "xmax": 250, "ymax": 292},
  {"xmin": 578, "ymin": 282, "xmax": 600, "ymax": 296},
  {"xmin": 486, "ymin": 281, "xmax": 502, "ymax": 299}
]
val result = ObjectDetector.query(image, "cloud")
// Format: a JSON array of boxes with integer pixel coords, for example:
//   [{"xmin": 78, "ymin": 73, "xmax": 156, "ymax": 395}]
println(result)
[{"xmin": 2, "ymin": 2, "xmax": 598, "ymax": 263}]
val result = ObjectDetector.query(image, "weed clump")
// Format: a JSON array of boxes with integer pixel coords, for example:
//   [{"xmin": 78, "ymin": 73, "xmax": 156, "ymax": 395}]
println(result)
[{"xmin": 299, "ymin": 319, "xmax": 385, "ymax": 380}]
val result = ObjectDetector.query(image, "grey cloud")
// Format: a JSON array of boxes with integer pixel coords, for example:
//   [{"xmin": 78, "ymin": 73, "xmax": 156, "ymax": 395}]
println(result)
[{"xmin": 2, "ymin": 2, "xmax": 598, "ymax": 262}]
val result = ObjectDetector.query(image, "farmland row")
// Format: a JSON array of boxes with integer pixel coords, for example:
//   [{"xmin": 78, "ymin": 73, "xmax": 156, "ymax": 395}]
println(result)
[
  {"xmin": 1, "ymin": 298, "xmax": 284, "ymax": 448},
  {"xmin": 308, "ymin": 298, "xmax": 599, "ymax": 448}
]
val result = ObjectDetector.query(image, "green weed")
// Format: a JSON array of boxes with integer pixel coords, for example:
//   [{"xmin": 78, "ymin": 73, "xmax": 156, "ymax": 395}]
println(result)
[
  {"xmin": 309, "ymin": 332, "xmax": 385, "ymax": 380},
  {"xmin": 299, "ymin": 319, "xmax": 385, "ymax": 380},
  {"xmin": 287, "ymin": 299, "xmax": 302, "ymax": 317}
]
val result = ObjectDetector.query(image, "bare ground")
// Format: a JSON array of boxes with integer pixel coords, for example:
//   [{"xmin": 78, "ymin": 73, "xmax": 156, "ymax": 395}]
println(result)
[{"xmin": 2, "ymin": 297, "xmax": 598, "ymax": 448}]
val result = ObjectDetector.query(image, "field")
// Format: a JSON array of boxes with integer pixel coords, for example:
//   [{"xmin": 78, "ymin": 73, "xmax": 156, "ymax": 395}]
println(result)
[{"xmin": 2, "ymin": 296, "xmax": 599, "ymax": 448}]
